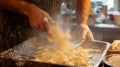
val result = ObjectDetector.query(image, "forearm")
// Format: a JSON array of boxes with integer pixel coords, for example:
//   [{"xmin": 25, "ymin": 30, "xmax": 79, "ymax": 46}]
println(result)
[
  {"xmin": 76, "ymin": 0, "xmax": 91, "ymax": 25},
  {"xmin": 0, "ymin": 0, "xmax": 38, "ymax": 16}
]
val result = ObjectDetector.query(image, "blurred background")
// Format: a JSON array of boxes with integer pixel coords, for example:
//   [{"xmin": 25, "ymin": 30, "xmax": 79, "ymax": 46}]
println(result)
[{"xmin": 59, "ymin": 0, "xmax": 120, "ymax": 43}]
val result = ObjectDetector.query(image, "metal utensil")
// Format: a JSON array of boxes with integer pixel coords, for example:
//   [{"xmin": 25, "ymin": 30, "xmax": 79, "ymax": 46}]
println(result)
[{"xmin": 73, "ymin": 40, "xmax": 85, "ymax": 48}]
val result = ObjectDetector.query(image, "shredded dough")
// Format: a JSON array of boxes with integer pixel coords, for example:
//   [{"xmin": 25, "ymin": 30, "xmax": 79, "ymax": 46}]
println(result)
[{"xmin": 33, "ymin": 24, "xmax": 89, "ymax": 66}]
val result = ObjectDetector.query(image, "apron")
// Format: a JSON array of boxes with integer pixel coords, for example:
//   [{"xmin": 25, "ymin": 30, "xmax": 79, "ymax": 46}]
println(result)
[{"xmin": 0, "ymin": 0, "xmax": 62, "ymax": 52}]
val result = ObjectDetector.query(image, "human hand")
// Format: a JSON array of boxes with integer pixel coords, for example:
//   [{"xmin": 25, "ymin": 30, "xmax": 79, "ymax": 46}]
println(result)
[
  {"xmin": 28, "ymin": 6, "xmax": 54, "ymax": 32},
  {"xmin": 71, "ymin": 24, "xmax": 94, "ymax": 42},
  {"xmin": 0, "ymin": 0, "xmax": 55, "ymax": 32}
]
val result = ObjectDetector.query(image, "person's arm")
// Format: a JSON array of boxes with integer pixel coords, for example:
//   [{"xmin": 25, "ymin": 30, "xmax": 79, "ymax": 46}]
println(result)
[
  {"xmin": 74, "ymin": 0, "xmax": 94, "ymax": 41},
  {"xmin": 0, "ymin": 0, "xmax": 32, "ymax": 16},
  {"xmin": 0, "ymin": 0, "xmax": 51, "ymax": 32},
  {"xmin": 76, "ymin": 0, "xmax": 90, "ymax": 25}
]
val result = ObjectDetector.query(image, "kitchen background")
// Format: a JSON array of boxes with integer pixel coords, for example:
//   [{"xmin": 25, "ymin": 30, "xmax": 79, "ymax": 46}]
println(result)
[{"xmin": 59, "ymin": 0, "xmax": 120, "ymax": 43}]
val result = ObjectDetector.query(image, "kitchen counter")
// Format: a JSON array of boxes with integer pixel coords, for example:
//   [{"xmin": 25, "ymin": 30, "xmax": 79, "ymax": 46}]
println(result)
[{"xmin": 90, "ymin": 24, "xmax": 120, "ymax": 43}]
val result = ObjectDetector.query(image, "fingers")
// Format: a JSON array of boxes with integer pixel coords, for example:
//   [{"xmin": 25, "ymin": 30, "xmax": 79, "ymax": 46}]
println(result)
[
  {"xmin": 79, "ymin": 30, "xmax": 94, "ymax": 41},
  {"xmin": 31, "ymin": 22, "xmax": 47, "ymax": 32},
  {"xmin": 86, "ymin": 31, "xmax": 94, "ymax": 41},
  {"xmin": 31, "ymin": 17, "xmax": 50, "ymax": 32},
  {"xmin": 79, "ymin": 29, "xmax": 87, "ymax": 40},
  {"xmin": 31, "ymin": 24, "xmax": 39, "ymax": 31},
  {"xmin": 47, "ymin": 16, "xmax": 56, "ymax": 25},
  {"xmin": 43, "ymin": 20, "xmax": 49, "ymax": 32},
  {"xmin": 85, "ymin": 27, "xmax": 94, "ymax": 41},
  {"xmin": 43, "ymin": 17, "xmax": 49, "ymax": 31},
  {"xmin": 81, "ymin": 29, "xmax": 94, "ymax": 41},
  {"xmin": 76, "ymin": 25, "xmax": 94, "ymax": 41}
]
